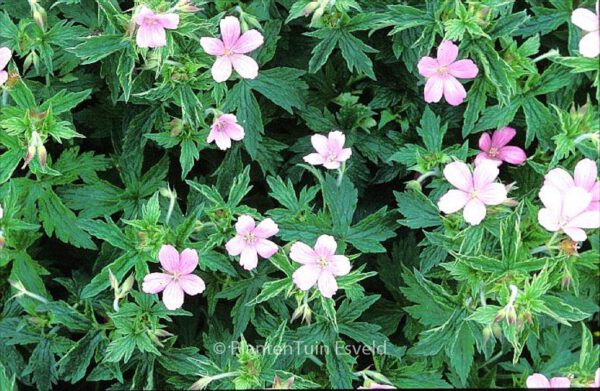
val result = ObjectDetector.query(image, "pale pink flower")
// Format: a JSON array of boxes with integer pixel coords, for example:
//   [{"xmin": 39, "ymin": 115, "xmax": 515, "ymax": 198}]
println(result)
[
  {"xmin": 225, "ymin": 215, "xmax": 279, "ymax": 271},
  {"xmin": 590, "ymin": 368, "xmax": 600, "ymax": 388},
  {"xmin": 437, "ymin": 161, "xmax": 508, "ymax": 225},
  {"xmin": 142, "ymin": 245, "xmax": 205, "ymax": 310},
  {"xmin": 200, "ymin": 16, "xmax": 264, "ymax": 82},
  {"xmin": 358, "ymin": 383, "xmax": 396, "ymax": 389},
  {"xmin": 544, "ymin": 158, "xmax": 599, "ymax": 212},
  {"xmin": 207, "ymin": 113, "xmax": 245, "ymax": 150},
  {"xmin": 417, "ymin": 40, "xmax": 479, "ymax": 106},
  {"xmin": 135, "ymin": 6, "xmax": 179, "ymax": 49},
  {"xmin": 0, "ymin": 47, "xmax": 11, "ymax": 85},
  {"xmin": 0, "ymin": 203, "xmax": 3, "ymax": 219},
  {"xmin": 303, "ymin": 131, "xmax": 352, "ymax": 170},
  {"xmin": 526, "ymin": 373, "xmax": 570, "ymax": 388},
  {"xmin": 572, "ymin": 2, "xmax": 600, "ymax": 58},
  {"xmin": 290, "ymin": 235, "xmax": 351, "ymax": 298},
  {"xmin": 475, "ymin": 127, "xmax": 527, "ymax": 167}
]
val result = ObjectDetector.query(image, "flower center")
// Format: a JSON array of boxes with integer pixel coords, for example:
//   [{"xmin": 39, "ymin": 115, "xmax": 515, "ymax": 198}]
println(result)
[
  {"xmin": 470, "ymin": 190, "xmax": 479, "ymax": 200},
  {"xmin": 318, "ymin": 257, "xmax": 329, "ymax": 268},
  {"xmin": 437, "ymin": 65, "xmax": 449, "ymax": 75},
  {"xmin": 224, "ymin": 48, "xmax": 232, "ymax": 56},
  {"xmin": 327, "ymin": 152, "xmax": 337, "ymax": 162},
  {"xmin": 145, "ymin": 17, "xmax": 159, "ymax": 26},
  {"xmin": 488, "ymin": 147, "xmax": 499, "ymax": 158},
  {"xmin": 244, "ymin": 232, "xmax": 256, "ymax": 244}
]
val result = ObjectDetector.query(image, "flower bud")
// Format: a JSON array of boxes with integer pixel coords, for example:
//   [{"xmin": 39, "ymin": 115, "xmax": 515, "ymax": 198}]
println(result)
[
  {"xmin": 33, "ymin": 8, "xmax": 46, "ymax": 31},
  {"xmin": 493, "ymin": 307, "xmax": 506, "ymax": 323},
  {"xmin": 120, "ymin": 274, "xmax": 134, "ymax": 295},
  {"xmin": 22, "ymin": 145, "xmax": 36, "ymax": 169},
  {"xmin": 482, "ymin": 325, "xmax": 492, "ymax": 344},
  {"xmin": 507, "ymin": 306, "xmax": 517, "ymax": 325},
  {"xmin": 492, "ymin": 323, "xmax": 502, "ymax": 339},
  {"xmin": 303, "ymin": 1, "xmax": 319, "ymax": 16},
  {"xmin": 405, "ymin": 180, "xmax": 422, "ymax": 191},
  {"xmin": 109, "ymin": 269, "xmax": 118, "ymax": 290},
  {"xmin": 37, "ymin": 145, "xmax": 47, "ymax": 167},
  {"xmin": 0, "ymin": 233, "xmax": 5, "ymax": 249},
  {"xmin": 177, "ymin": 0, "xmax": 202, "ymax": 13}
]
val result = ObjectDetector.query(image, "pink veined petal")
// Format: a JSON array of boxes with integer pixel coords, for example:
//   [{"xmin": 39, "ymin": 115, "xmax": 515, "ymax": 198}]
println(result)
[
  {"xmin": 220, "ymin": 16, "xmax": 241, "ymax": 48},
  {"xmin": 444, "ymin": 161, "xmax": 474, "ymax": 192},
  {"xmin": 200, "ymin": 37, "xmax": 225, "ymax": 56},
  {"xmin": 310, "ymin": 134, "xmax": 330, "ymax": 155},
  {"xmin": 544, "ymin": 168, "xmax": 575, "ymax": 192},
  {"xmin": 218, "ymin": 113, "xmax": 237, "ymax": 124},
  {"xmin": 224, "ymin": 122, "xmax": 245, "ymax": 141},
  {"xmin": 323, "ymin": 160, "xmax": 342, "ymax": 169},
  {"xmin": 479, "ymin": 132, "xmax": 492, "ymax": 152},
  {"xmin": 574, "ymin": 158, "xmax": 598, "ymax": 190},
  {"xmin": 417, "ymin": 56, "xmax": 439, "ymax": 77},
  {"xmin": 0, "ymin": 47, "xmax": 11, "ymax": 71},
  {"xmin": 289, "ymin": 242, "xmax": 319, "ymax": 264},
  {"xmin": 225, "ymin": 235, "xmax": 246, "ymax": 256},
  {"xmin": 239, "ymin": 247, "xmax": 259, "ymax": 270},
  {"xmin": 211, "ymin": 56, "xmax": 233, "ymax": 82},
  {"xmin": 0, "ymin": 71, "xmax": 7, "ymax": 86},
  {"xmin": 571, "ymin": 8, "xmax": 600, "ymax": 32},
  {"xmin": 478, "ymin": 183, "xmax": 507, "ymax": 206},
  {"xmin": 137, "ymin": 24, "xmax": 167, "ymax": 48},
  {"xmin": 235, "ymin": 215, "xmax": 256, "ymax": 235},
  {"xmin": 159, "ymin": 244, "xmax": 181, "ymax": 273},
  {"xmin": 538, "ymin": 185, "xmax": 563, "ymax": 211},
  {"xmin": 254, "ymin": 218, "xmax": 279, "ymax": 238},
  {"xmin": 232, "ymin": 29, "xmax": 264, "ymax": 54},
  {"xmin": 230, "ymin": 54, "xmax": 259, "ymax": 79},
  {"xmin": 563, "ymin": 187, "xmax": 592, "ymax": 219},
  {"xmin": 135, "ymin": 6, "xmax": 155, "ymax": 25},
  {"xmin": 538, "ymin": 208, "xmax": 561, "ymax": 232},
  {"xmin": 442, "ymin": 75, "xmax": 467, "ymax": 106},
  {"xmin": 475, "ymin": 152, "xmax": 502, "ymax": 167},
  {"xmin": 142, "ymin": 273, "xmax": 172, "ymax": 293},
  {"xmin": 162, "ymin": 282, "xmax": 185, "ymax": 310},
  {"xmin": 304, "ymin": 153, "xmax": 326, "ymax": 166},
  {"xmin": 317, "ymin": 272, "xmax": 338, "ymax": 298},
  {"xmin": 498, "ymin": 146, "xmax": 527, "ymax": 165},
  {"xmin": 255, "ymin": 239, "xmax": 278, "ymax": 259},
  {"xmin": 327, "ymin": 131, "xmax": 346, "ymax": 153},
  {"xmin": 438, "ymin": 189, "xmax": 470, "ymax": 214},
  {"xmin": 526, "ymin": 374, "xmax": 551, "ymax": 389},
  {"xmin": 563, "ymin": 227, "xmax": 588, "ymax": 242},
  {"xmin": 594, "ymin": 367, "xmax": 600, "ymax": 387},
  {"xmin": 463, "ymin": 199, "xmax": 487, "ymax": 225},
  {"xmin": 178, "ymin": 248, "xmax": 199, "ymax": 274},
  {"xmin": 157, "ymin": 13, "xmax": 179, "ymax": 29},
  {"xmin": 579, "ymin": 32, "xmax": 600, "ymax": 58},
  {"xmin": 473, "ymin": 161, "xmax": 500, "ymax": 189},
  {"xmin": 566, "ymin": 210, "xmax": 600, "ymax": 229},
  {"xmin": 292, "ymin": 264, "xmax": 321, "ymax": 290},
  {"xmin": 328, "ymin": 255, "xmax": 351, "ymax": 276},
  {"xmin": 314, "ymin": 235, "xmax": 337, "ymax": 258},
  {"xmin": 337, "ymin": 148, "xmax": 352, "ymax": 162},
  {"xmin": 213, "ymin": 128, "xmax": 232, "ymax": 150},
  {"xmin": 436, "ymin": 40, "xmax": 459, "ymax": 66},
  {"xmin": 447, "ymin": 59, "xmax": 478, "ymax": 79},
  {"xmin": 491, "ymin": 127, "xmax": 517, "ymax": 148},
  {"xmin": 136, "ymin": 24, "xmax": 154, "ymax": 48},
  {"xmin": 178, "ymin": 274, "xmax": 206, "ymax": 296},
  {"xmin": 423, "ymin": 74, "xmax": 444, "ymax": 103}
]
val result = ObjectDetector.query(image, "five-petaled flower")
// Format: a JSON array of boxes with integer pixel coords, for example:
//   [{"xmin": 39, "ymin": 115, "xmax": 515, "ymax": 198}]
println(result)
[
  {"xmin": 475, "ymin": 127, "xmax": 527, "ymax": 167},
  {"xmin": 200, "ymin": 16, "xmax": 264, "ymax": 82},
  {"xmin": 142, "ymin": 245, "xmax": 205, "ymax": 310},
  {"xmin": 303, "ymin": 131, "xmax": 352, "ymax": 170},
  {"xmin": 135, "ymin": 6, "xmax": 180, "ymax": 49},
  {"xmin": 0, "ymin": 47, "xmax": 11, "ymax": 86},
  {"xmin": 417, "ymin": 40, "xmax": 479, "ymax": 106},
  {"xmin": 526, "ymin": 373, "xmax": 570, "ymax": 389},
  {"xmin": 207, "ymin": 113, "xmax": 245, "ymax": 150},
  {"xmin": 571, "ymin": 1, "xmax": 599, "ymax": 58},
  {"xmin": 437, "ymin": 161, "xmax": 508, "ymax": 225},
  {"xmin": 225, "ymin": 215, "xmax": 279, "ymax": 271},
  {"xmin": 290, "ymin": 235, "xmax": 351, "ymax": 298},
  {"xmin": 543, "ymin": 158, "xmax": 599, "ymax": 212}
]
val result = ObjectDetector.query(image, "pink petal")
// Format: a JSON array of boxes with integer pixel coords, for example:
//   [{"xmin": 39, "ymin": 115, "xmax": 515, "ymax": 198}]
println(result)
[
  {"xmin": 292, "ymin": 264, "xmax": 320, "ymax": 290},
  {"xmin": 526, "ymin": 374, "xmax": 550, "ymax": 388},
  {"xmin": 303, "ymin": 153, "xmax": 325, "ymax": 166},
  {"xmin": 213, "ymin": 132, "xmax": 231, "ymax": 149},
  {"xmin": 574, "ymin": 158, "xmax": 598, "ymax": 190},
  {"xmin": 444, "ymin": 161, "xmax": 473, "ymax": 192},
  {"xmin": 317, "ymin": 272, "xmax": 338, "ymax": 298},
  {"xmin": 549, "ymin": 376, "xmax": 571, "ymax": 387},
  {"xmin": 240, "ymin": 247, "xmax": 258, "ymax": 270},
  {"xmin": 479, "ymin": 132, "xmax": 492, "ymax": 152},
  {"xmin": 311, "ymin": 134, "xmax": 329, "ymax": 155},
  {"xmin": 136, "ymin": 24, "xmax": 166, "ymax": 48},
  {"xmin": 544, "ymin": 168, "xmax": 575, "ymax": 192},
  {"xmin": 135, "ymin": 6, "xmax": 155, "ymax": 25},
  {"xmin": 491, "ymin": 127, "xmax": 517, "ymax": 148},
  {"xmin": 230, "ymin": 54, "xmax": 259, "ymax": 79},
  {"xmin": 579, "ymin": 32, "xmax": 600, "ymax": 58},
  {"xmin": 594, "ymin": 367, "xmax": 599, "ymax": 387},
  {"xmin": 571, "ymin": 8, "xmax": 599, "ymax": 32},
  {"xmin": 424, "ymin": 74, "xmax": 444, "ymax": 103},
  {"xmin": 200, "ymin": 37, "xmax": 225, "ymax": 56},
  {"xmin": 290, "ymin": 242, "xmax": 318, "ymax": 264},
  {"xmin": 447, "ymin": 59, "xmax": 478, "ymax": 79},
  {"xmin": 327, "ymin": 131, "xmax": 346, "ymax": 153},
  {"xmin": 438, "ymin": 189, "xmax": 469, "ymax": 214},
  {"xmin": 225, "ymin": 235, "xmax": 246, "ymax": 256},
  {"xmin": 235, "ymin": 215, "xmax": 256, "ymax": 235},
  {"xmin": 538, "ymin": 208, "xmax": 560, "ymax": 232},
  {"xmin": 566, "ymin": 210, "xmax": 600, "ymax": 229},
  {"xmin": 442, "ymin": 75, "xmax": 467, "ymax": 106},
  {"xmin": 178, "ymin": 248, "xmax": 199, "ymax": 274},
  {"xmin": 0, "ymin": 71, "xmax": 7, "ymax": 86},
  {"xmin": 211, "ymin": 56, "xmax": 233, "ymax": 82},
  {"xmin": 478, "ymin": 183, "xmax": 507, "ymax": 205},
  {"xmin": 475, "ymin": 152, "xmax": 502, "ymax": 167},
  {"xmin": 417, "ymin": 56, "xmax": 439, "ymax": 77},
  {"xmin": 220, "ymin": 16, "xmax": 241, "ymax": 48},
  {"xmin": 255, "ymin": 239, "xmax": 278, "ymax": 259},
  {"xmin": 563, "ymin": 227, "xmax": 587, "ymax": 241},
  {"xmin": 538, "ymin": 185, "xmax": 563, "ymax": 211},
  {"xmin": 563, "ymin": 187, "xmax": 592, "ymax": 219},
  {"xmin": 162, "ymin": 282, "xmax": 184, "ymax": 310},
  {"xmin": 473, "ymin": 162, "xmax": 500, "ymax": 189},
  {"xmin": 159, "ymin": 244, "xmax": 181, "ymax": 273},
  {"xmin": 314, "ymin": 235, "xmax": 337, "ymax": 258},
  {"xmin": 142, "ymin": 273, "xmax": 172, "ymax": 293},
  {"xmin": 0, "ymin": 47, "xmax": 11, "ymax": 71},
  {"xmin": 178, "ymin": 274, "xmax": 205, "ymax": 296},
  {"xmin": 337, "ymin": 148, "xmax": 352, "ymax": 162},
  {"xmin": 323, "ymin": 160, "xmax": 342, "ymax": 170},
  {"xmin": 328, "ymin": 255, "xmax": 351, "ymax": 276},
  {"xmin": 157, "ymin": 13, "xmax": 179, "ymax": 29},
  {"xmin": 224, "ymin": 122, "xmax": 245, "ymax": 141},
  {"xmin": 232, "ymin": 29, "xmax": 264, "ymax": 54},
  {"xmin": 436, "ymin": 40, "xmax": 459, "ymax": 66},
  {"xmin": 463, "ymin": 199, "xmax": 486, "ymax": 225},
  {"xmin": 253, "ymin": 218, "xmax": 279, "ymax": 238},
  {"xmin": 498, "ymin": 146, "xmax": 527, "ymax": 165}
]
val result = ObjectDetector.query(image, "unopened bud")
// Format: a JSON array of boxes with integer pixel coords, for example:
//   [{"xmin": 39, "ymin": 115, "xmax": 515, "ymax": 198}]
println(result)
[
  {"xmin": 33, "ymin": 9, "xmax": 46, "ymax": 31},
  {"xmin": 22, "ymin": 145, "xmax": 36, "ymax": 169},
  {"xmin": 155, "ymin": 329, "xmax": 174, "ymax": 338},
  {"xmin": 177, "ymin": 0, "xmax": 202, "ymax": 12},
  {"xmin": 561, "ymin": 274, "xmax": 572, "ymax": 290},
  {"xmin": 272, "ymin": 375, "xmax": 295, "ymax": 389},
  {"xmin": 482, "ymin": 325, "xmax": 492, "ymax": 344},
  {"xmin": 120, "ymin": 274, "xmax": 134, "ymax": 295},
  {"xmin": 506, "ymin": 306, "xmax": 517, "ymax": 325},
  {"xmin": 303, "ymin": 1, "xmax": 319, "ymax": 16},
  {"xmin": 37, "ymin": 145, "xmax": 47, "ymax": 167},
  {"xmin": 109, "ymin": 269, "xmax": 118, "ymax": 290},
  {"xmin": 0, "ymin": 234, "xmax": 5, "ymax": 249},
  {"xmin": 560, "ymin": 239, "xmax": 578, "ymax": 256},
  {"xmin": 494, "ymin": 307, "xmax": 506, "ymax": 323},
  {"xmin": 492, "ymin": 323, "xmax": 502, "ymax": 339},
  {"xmin": 405, "ymin": 180, "xmax": 422, "ymax": 191}
]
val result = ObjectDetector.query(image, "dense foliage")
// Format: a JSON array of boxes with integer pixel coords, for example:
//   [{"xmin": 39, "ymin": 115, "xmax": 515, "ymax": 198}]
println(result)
[{"xmin": 0, "ymin": 0, "xmax": 599, "ymax": 389}]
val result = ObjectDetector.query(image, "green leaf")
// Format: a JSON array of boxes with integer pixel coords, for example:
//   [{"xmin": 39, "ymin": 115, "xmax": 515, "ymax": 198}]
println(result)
[
  {"xmin": 57, "ymin": 331, "xmax": 103, "ymax": 383},
  {"xmin": 322, "ymin": 174, "xmax": 357, "ymax": 236},
  {"xmin": 249, "ymin": 278, "xmax": 290, "ymax": 305},
  {"xmin": 247, "ymin": 68, "xmax": 308, "ymax": 113},
  {"xmin": 337, "ymin": 30, "xmax": 377, "ymax": 79},
  {"xmin": 0, "ymin": 149, "xmax": 22, "ymax": 184},
  {"xmin": 223, "ymin": 82, "xmax": 263, "ymax": 158},
  {"xmin": 71, "ymin": 35, "xmax": 130, "ymax": 64},
  {"xmin": 307, "ymin": 29, "xmax": 340, "ymax": 74},
  {"xmin": 394, "ymin": 190, "xmax": 442, "ymax": 229},
  {"xmin": 24, "ymin": 340, "xmax": 58, "ymax": 391}
]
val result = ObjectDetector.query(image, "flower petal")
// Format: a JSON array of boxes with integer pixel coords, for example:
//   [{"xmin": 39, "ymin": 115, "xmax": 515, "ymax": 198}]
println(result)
[
  {"xmin": 135, "ymin": 6, "xmax": 155, "ymax": 25},
  {"xmin": 417, "ymin": 56, "xmax": 439, "ymax": 77},
  {"xmin": 254, "ymin": 218, "xmax": 279, "ymax": 238},
  {"xmin": 473, "ymin": 162, "xmax": 500, "ymax": 189},
  {"xmin": 211, "ymin": 56, "xmax": 233, "ymax": 82},
  {"xmin": 178, "ymin": 248, "xmax": 199, "ymax": 274},
  {"xmin": 311, "ymin": 134, "xmax": 329, "ymax": 154},
  {"xmin": 475, "ymin": 152, "xmax": 502, "ymax": 167},
  {"xmin": 571, "ymin": 8, "xmax": 599, "ymax": 32},
  {"xmin": 444, "ymin": 161, "xmax": 473, "ymax": 192},
  {"xmin": 230, "ymin": 54, "xmax": 259, "ymax": 79},
  {"xmin": 225, "ymin": 235, "xmax": 246, "ymax": 256},
  {"xmin": 232, "ymin": 29, "xmax": 264, "ymax": 53},
  {"xmin": 213, "ymin": 128, "xmax": 232, "ymax": 150},
  {"xmin": 137, "ymin": 24, "xmax": 166, "ymax": 48},
  {"xmin": 142, "ymin": 273, "xmax": 172, "ymax": 293},
  {"xmin": 235, "ymin": 215, "xmax": 256, "ymax": 235},
  {"xmin": 538, "ymin": 208, "xmax": 560, "ymax": 232},
  {"xmin": 579, "ymin": 31, "xmax": 600, "ymax": 58},
  {"xmin": 314, "ymin": 235, "xmax": 337, "ymax": 258},
  {"xmin": 220, "ymin": 16, "xmax": 241, "ymax": 48},
  {"xmin": 491, "ymin": 127, "xmax": 517, "ymax": 148},
  {"xmin": 447, "ymin": 59, "xmax": 478, "ymax": 79},
  {"xmin": 566, "ymin": 210, "xmax": 600, "ymax": 229},
  {"xmin": 159, "ymin": 244, "xmax": 180, "ymax": 273},
  {"xmin": 178, "ymin": 274, "xmax": 206, "ymax": 296},
  {"xmin": 463, "ymin": 199, "xmax": 486, "ymax": 225},
  {"xmin": 240, "ymin": 247, "xmax": 259, "ymax": 270},
  {"xmin": 498, "ymin": 146, "xmax": 527, "ymax": 165},
  {"xmin": 317, "ymin": 272, "xmax": 338, "ymax": 298},
  {"xmin": 323, "ymin": 160, "xmax": 341, "ymax": 170},
  {"xmin": 292, "ymin": 264, "xmax": 320, "ymax": 290},
  {"xmin": 436, "ymin": 40, "xmax": 459, "ymax": 66},
  {"xmin": 328, "ymin": 255, "xmax": 351, "ymax": 276},
  {"xmin": 438, "ymin": 189, "xmax": 469, "ymax": 214},
  {"xmin": 327, "ymin": 131, "xmax": 346, "ymax": 153},
  {"xmin": 303, "ymin": 153, "xmax": 325, "ymax": 166},
  {"xmin": 544, "ymin": 168, "xmax": 574, "ymax": 192},
  {"xmin": 162, "ymin": 282, "xmax": 184, "ymax": 310},
  {"xmin": 224, "ymin": 122, "xmax": 245, "ymax": 141},
  {"xmin": 337, "ymin": 148, "xmax": 352, "ymax": 162},
  {"xmin": 157, "ymin": 13, "xmax": 179, "ymax": 29},
  {"xmin": 574, "ymin": 158, "xmax": 598, "ymax": 190},
  {"xmin": 255, "ymin": 239, "xmax": 278, "ymax": 259},
  {"xmin": 0, "ymin": 71, "xmax": 7, "ymax": 86},
  {"xmin": 442, "ymin": 75, "xmax": 467, "ymax": 106},
  {"xmin": 526, "ymin": 374, "xmax": 550, "ymax": 389},
  {"xmin": 478, "ymin": 183, "xmax": 507, "ymax": 205},
  {"xmin": 563, "ymin": 187, "xmax": 592, "ymax": 219},
  {"xmin": 479, "ymin": 132, "xmax": 492, "ymax": 152},
  {"xmin": 424, "ymin": 74, "xmax": 444, "ymax": 103},
  {"xmin": 0, "ymin": 47, "xmax": 12, "ymax": 71},
  {"xmin": 563, "ymin": 227, "xmax": 588, "ymax": 242},
  {"xmin": 538, "ymin": 185, "xmax": 563, "ymax": 211},
  {"xmin": 200, "ymin": 37, "xmax": 225, "ymax": 56},
  {"xmin": 290, "ymin": 242, "xmax": 318, "ymax": 264}
]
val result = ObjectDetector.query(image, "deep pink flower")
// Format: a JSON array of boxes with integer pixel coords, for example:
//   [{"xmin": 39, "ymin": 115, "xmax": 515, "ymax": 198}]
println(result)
[
  {"xmin": 0, "ymin": 47, "xmax": 11, "ymax": 85},
  {"xmin": 200, "ymin": 16, "xmax": 264, "ymax": 82},
  {"xmin": 571, "ymin": 2, "xmax": 599, "ymax": 58},
  {"xmin": 290, "ymin": 235, "xmax": 351, "ymax": 298},
  {"xmin": 417, "ymin": 40, "xmax": 479, "ymax": 106},
  {"xmin": 225, "ymin": 215, "xmax": 279, "ymax": 271},
  {"xmin": 544, "ymin": 158, "xmax": 599, "ymax": 212},
  {"xmin": 207, "ymin": 113, "xmax": 245, "ymax": 150},
  {"xmin": 526, "ymin": 373, "xmax": 570, "ymax": 388},
  {"xmin": 303, "ymin": 131, "xmax": 352, "ymax": 170},
  {"xmin": 437, "ymin": 161, "xmax": 507, "ymax": 225},
  {"xmin": 475, "ymin": 127, "xmax": 527, "ymax": 167},
  {"xmin": 142, "ymin": 245, "xmax": 205, "ymax": 310},
  {"xmin": 135, "ymin": 6, "xmax": 179, "ymax": 49}
]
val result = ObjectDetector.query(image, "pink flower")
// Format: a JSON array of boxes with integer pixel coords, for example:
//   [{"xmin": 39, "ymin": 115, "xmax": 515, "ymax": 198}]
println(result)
[
  {"xmin": 437, "ymin": 161, "xmax": 508, "ymax": 225},
  {"xmin": 142, "ymin": 245, "xmax": 205, "ymax": 310},
  {"xmin": 526, "ymin": 373, "xmax": 570, "ymax": 388},
  {"xmin": 571, "ymin": 2, "xmax": 600, "ymax": 58},
  {"xmin": 225, "ymin": 215, "xmax": 279, "ymax": 271},
  {"xmin": 207, "ymin": 113, "xmax": 245, "ymax": 150},
  {"xmin": 590, "ymin": 368, "xmax": 600, "ymax": 388},
  {"xmin": 475, "ymin": 127, "xmax": 527, "ymax": 167},
  {"xmin": 358, "ymin": 383, "xmax": 396, "ymax": 389},
  {"xmin": 544, "ymin": 158, "xmax": 599, "ymax": 212},
  {"xmin": 303, "ymin": 131, "xmax": 352, "ymax": 170},
  {"xmin": 290, "ymin": 235, "xmax": 351, "ymax": 298},
  {"xmin": 200, "ymin": 16, "xmax": 264, "ymax": 82},
  {"xmin": 417, "ymin": 40, "xmax": 479, "ymax": 106},
  {"xmin": 135, "ymin": 6, "xmax": 179, "ymax": 49},
  {"xmin": 0, "ymin": 47, "xmax": 11, "ymax": 85}
]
